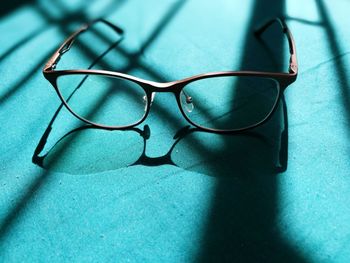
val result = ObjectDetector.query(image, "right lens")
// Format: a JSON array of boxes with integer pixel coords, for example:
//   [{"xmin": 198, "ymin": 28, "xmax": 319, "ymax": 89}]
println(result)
[
  {"xmin": 57, "ymin": 74, "xmax": 148, "ymax": 128},
  {"xmin": 180, "ymin": 76, "xmax": 280, "ymax": 131}
]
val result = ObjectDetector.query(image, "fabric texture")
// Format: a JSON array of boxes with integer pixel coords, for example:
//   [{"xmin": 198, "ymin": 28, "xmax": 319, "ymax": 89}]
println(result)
[{"xmin": 1, "ymin": 0, "xmax": 350, "ymax": 262}]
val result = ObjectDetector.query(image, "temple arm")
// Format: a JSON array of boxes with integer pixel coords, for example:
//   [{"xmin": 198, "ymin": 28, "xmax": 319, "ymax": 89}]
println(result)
[
  {"xmin": 43, "ymin": 19, "xmax": 124, "ymax": 71},
  {"xmin": 255, "ymin": 18, "xmax": 298, "ymax": 74}
]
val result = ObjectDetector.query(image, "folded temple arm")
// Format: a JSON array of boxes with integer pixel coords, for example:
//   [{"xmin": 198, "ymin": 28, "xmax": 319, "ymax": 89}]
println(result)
[{"xmin": 255, "ymin": 18, "xmax": 298, "ymax": 74}]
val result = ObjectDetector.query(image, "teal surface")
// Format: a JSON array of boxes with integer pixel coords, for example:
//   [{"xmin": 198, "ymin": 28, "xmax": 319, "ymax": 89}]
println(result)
[{"xmin": 1, "ymin": 0, "xmax": 350, "ymax": 262}]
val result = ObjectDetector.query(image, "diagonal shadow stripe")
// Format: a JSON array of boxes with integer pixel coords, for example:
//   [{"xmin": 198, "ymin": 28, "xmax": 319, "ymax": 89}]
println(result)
[
  {"xmin": 0, "ymin": 46, "xmax": 57, "ymax": 104},
  {"xmin": 315, "ymin": 0, "xmax": 350, "ymax": 137}
]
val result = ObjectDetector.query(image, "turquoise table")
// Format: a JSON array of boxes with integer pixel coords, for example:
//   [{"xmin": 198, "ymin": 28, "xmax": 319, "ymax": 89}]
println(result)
[{"xmin": 1, "ymin": 0, "xmax": 350, "ymax": 262}]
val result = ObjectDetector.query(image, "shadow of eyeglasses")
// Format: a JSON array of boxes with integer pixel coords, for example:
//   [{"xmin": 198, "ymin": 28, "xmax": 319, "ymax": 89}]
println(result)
[
  {"xmin": 32, "ymin": 95, "xmax": 288, "ymax": 176},
  {"xmin": 33, "ymin": 13, "xmax": 289, "ymax": 176}
]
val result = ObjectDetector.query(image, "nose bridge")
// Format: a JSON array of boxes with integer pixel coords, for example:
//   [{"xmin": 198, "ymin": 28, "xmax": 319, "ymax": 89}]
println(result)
[
  {"xmin": 139, "ymin": 80, "xmax": 185, "ymax": 111},
  {"xmin": 147, "ymin": 83, "xmax": 177, "ymax": 107},
  {"xmin": 143, "ymin": 80, "xmax": 183, "ymax": 93}
]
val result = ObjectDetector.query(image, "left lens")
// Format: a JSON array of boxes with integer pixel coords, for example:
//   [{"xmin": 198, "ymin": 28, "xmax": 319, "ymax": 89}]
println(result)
[
  {"xmin": 57, "ymin": 74, "xmax": 147, "ymax": 128},
  {"xmin": 180, "ymin": 76, "xmax": 280, "ymax": 131}
]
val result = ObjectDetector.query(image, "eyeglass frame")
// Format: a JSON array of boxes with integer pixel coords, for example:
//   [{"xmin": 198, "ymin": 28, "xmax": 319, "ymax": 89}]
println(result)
[{"xmin": 43, "ymin": 18, "xmax": 298, "ymax": 134}]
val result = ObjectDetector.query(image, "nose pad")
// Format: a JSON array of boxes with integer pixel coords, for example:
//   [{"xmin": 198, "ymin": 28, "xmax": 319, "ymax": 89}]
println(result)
[
  {"xmin": 142, "ymin": 93, "xmax": 156, "ymax": 112},
  {"xmin": 142, "ymin": 95, "xmax": 147, "ymax": 112},
  {"xmin": 180, "ymin": 91, "xmax": 194, "ymax": 113},
  {"xmin": 150, "ymin": 92, "xmax": 156, "ymax": 105}
]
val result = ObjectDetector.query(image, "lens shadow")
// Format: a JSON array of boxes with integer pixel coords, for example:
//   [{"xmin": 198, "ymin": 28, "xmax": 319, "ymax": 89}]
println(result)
[
  {"xmin": 33, "ymin": 123, "xmax": 147, "ymax": 175},
  {"xmin": 172, "ymin": 98, "xmax": 288, "ymax": 177}
]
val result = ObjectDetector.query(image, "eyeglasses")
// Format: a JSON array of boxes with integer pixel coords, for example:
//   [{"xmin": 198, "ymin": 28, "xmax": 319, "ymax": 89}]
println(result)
[{"xmin": 43, "ymin": 18, "xmax": 298, "ymax": 134}]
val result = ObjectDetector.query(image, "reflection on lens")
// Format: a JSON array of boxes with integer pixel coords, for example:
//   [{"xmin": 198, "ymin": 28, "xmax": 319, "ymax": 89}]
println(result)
[
  {"xmin": 57, "ymin": 74, "xmax": 147, "ymax": 127},
  {"xmin": 181, "ymin": 76, "xmax": 279, "ymax": 131}
]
